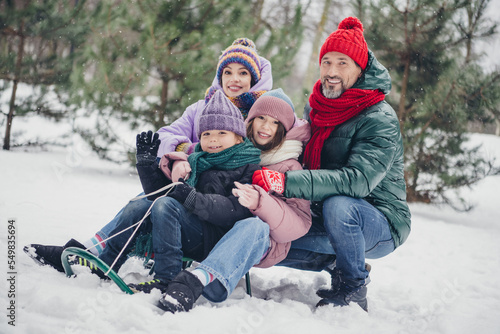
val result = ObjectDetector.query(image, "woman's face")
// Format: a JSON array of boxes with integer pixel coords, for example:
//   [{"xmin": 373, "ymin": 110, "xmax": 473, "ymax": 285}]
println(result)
[
  {"xmin": 221, "ymin": 63, "xmax": 252, "ymax": 97},
  {"xmin": 251, "ymin": 115, "xmax": 280, "ymax": 147}
]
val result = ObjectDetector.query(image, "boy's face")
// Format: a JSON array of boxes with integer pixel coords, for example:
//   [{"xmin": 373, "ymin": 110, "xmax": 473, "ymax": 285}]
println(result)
[{"xmin": 200, "ymin": 130, "xmax": 243, "ymax": 153}]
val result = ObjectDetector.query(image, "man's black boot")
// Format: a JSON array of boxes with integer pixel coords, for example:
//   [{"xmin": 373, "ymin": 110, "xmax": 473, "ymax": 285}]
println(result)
[{"xmin": 316, "ymin": 267, "xmax": 369, "ymax": 312}]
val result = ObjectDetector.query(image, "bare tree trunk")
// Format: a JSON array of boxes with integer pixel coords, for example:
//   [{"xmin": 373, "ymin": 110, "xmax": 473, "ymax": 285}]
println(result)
[
  {"xmin": 464, "ymin": 1, "xmax": 473, "ymax": 64},
  {"xmin": 158, "ymin": 78, "xmax": 168, "ymax": 130},
  {"xmin": 397, "ymin": 57, "xmax": 410, "ymax": 138},
  {"xmin": 251, "ymin": 0, "xmax": 265, "ymax": 34},
  {"xmin": 353, "ymin": 0, "xmax": 365, "ymax": 22},
  {"xmin": 491, "ymin": 108, "xmax": 500, "ymax": 136},
  {"xmin": 302, "ymin": 0, "xmax": 332, "ymax": 93},
  {"xmin": 3, "ymin": 21, "xmax": 25, "ymax": 151}
]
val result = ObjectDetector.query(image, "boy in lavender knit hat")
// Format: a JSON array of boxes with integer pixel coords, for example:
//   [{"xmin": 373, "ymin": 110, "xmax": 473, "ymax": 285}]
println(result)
[
  {"xmin": 196, "ymin": 90, "xmax": 247, "ymax": 139},
  {"xmin": 121, "ymin": 90, "xmax": 263, "ymax": 309}
]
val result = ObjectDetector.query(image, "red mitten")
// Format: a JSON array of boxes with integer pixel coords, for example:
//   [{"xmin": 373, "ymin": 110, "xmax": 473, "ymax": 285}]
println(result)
[{"xmin": 252, "ymin": 167, "xmax": 285, "ymax": 194}]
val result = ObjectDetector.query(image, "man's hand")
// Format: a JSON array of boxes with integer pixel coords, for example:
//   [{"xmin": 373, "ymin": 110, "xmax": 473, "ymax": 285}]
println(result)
[
  {"xmin": 136, "ymin": 131, "xmax": 160, "ymax": 165},
  {"xmin": 232, "ymin": 181, "xmax": 260, "ymax": 210},
  {"xmin": 252, "ymin": 167, "xmax": 285, "ymax": 194}
]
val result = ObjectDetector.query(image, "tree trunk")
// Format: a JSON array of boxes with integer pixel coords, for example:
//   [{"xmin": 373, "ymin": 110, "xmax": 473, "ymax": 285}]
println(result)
[
  {"xmin": 251, "ymin": 0, "xmax": 265, "ymax": 34},
  {"xmin": 397, "ymin": 57, "xmax": 410, "ymax": 138},
  {"xmin": 464, "ymin": 1, "xmax": 473, "ymax": 64},
  {"xmin": 3, "ymin": 21, "xmax": 25, "ymax": 151},
  {"xmin": 302, "ymin": 0, "xmax": 332, "ymax": 93},
  {"xmin": 157, "ymin": 78, "xmax": 168, "ymax": 130},
  {"xmin": 495, "ymin": 117, "xmax": 500, "ymax": 136},
  {"xmin": 353, "ymin": 0, "xmax": 365, "ymax": 22}
]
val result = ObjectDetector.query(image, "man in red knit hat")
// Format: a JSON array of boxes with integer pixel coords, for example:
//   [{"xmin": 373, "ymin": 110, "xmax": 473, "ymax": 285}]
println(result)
[{"xmin": 253, "ymin": 17, "xmax": 411, "ymax": 311}]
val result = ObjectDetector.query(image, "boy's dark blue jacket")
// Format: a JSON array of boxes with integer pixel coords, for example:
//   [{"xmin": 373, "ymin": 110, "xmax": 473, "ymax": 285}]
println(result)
[{"xmin": 136, "ymin": 159, "xmax": 261, "ymax": 259}]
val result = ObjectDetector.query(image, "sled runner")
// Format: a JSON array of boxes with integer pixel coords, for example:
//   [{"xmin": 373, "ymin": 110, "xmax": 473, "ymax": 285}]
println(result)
[
  {"xmin": 52, "ymin": 184, "xmax": 253, "ymax": 296},
  {"xmin": 61, "ymin": 246, "xmax": 252, "ymax": 296},
  {"xmin": 61, "ymin": 246, "xmax": 135, "ymax": 294}
]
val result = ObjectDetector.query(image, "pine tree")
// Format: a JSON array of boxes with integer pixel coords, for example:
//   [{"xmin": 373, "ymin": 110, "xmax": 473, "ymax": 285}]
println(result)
[
  {"xmin": 0, "ymin": 0, "xmax": 89, "ymax": 150},
  {"xmin": 253, "ymin": 0, "xmax": 305, "ymax": 86},
  {"xmin": 298, "ymin": 0, "xmax": 349, "ymax": 113},
  {"xmin": 70, "ymin": 0, "xmax": 305, "ymax": 162},
  {"xmin": 361, "ymin": 0, "xmax": 500, "ymax": 209}
]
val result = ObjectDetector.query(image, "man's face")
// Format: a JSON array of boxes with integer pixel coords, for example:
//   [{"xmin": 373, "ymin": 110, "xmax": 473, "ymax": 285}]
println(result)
[{"xmin": 320, "ymin": 51, "xmax": 362, "ymax": 99}]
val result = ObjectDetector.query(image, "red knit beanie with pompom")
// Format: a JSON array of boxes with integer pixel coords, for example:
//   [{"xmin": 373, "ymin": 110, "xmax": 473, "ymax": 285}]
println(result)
[{"xmin": 319, "ymin": 17, "xmax": 368, "ymax": 70}]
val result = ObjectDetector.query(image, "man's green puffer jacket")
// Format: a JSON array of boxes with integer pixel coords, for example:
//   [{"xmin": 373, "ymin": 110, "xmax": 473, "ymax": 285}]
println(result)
[{"xmin": 285, "ymin": 51, "xmax": 411, "ymax": 248}]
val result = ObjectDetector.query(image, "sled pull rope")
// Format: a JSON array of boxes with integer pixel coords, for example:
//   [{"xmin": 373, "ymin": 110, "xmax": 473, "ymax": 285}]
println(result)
[
  {"xmin": 81, "ymin": 182, "xmax": 181, "ymax": 276},
  {"xmin": 130, "ymin": 181, "xmax": 182, "ymax": 201}
]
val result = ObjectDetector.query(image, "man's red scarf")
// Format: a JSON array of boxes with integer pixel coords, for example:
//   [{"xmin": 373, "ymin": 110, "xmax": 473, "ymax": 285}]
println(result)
[{"xmin": 303, "ymin": 80, "xmax": 386, "ymax": 170}]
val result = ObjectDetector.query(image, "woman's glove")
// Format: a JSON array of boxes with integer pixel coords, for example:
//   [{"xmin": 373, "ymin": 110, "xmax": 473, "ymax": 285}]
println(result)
[
  {"xmin": 136, "ymin": 131, "xmax": 160, "ymax": 165},
  {"xmin": 252, "ymin": 167, "xmax": 286, "ymax": 194},
  {"xmin": 171, "ymin": 160, "xmax": 191, "ymax": 182},
  {"xmin": 232, "ymin": 182, "xmax": 260, "ymax": 210}
]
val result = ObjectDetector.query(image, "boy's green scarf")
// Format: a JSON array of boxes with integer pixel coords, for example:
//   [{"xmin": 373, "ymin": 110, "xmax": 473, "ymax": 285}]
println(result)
[{"xmin": 186, "ymin": 138, "xmax": 261, "ymax": 187}]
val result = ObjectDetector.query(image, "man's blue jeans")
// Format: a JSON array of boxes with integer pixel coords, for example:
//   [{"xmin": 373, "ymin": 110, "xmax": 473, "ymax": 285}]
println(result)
[
  {"xmin": 99, "ymin": 197, "xmax": 205, "ymax": 281},
  {"xmin": 198, "ymin": 217, "xmax": 270, "ymax": 303},
  {"xmin": 280, "ymin": 196, "xmax": 395, "ymax": 284}
]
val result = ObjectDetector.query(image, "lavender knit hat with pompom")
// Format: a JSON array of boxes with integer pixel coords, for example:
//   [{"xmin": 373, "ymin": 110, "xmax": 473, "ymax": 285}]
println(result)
[{"xmin": 196, "ymin": 90, "xmax": 246, "ymax": 138}]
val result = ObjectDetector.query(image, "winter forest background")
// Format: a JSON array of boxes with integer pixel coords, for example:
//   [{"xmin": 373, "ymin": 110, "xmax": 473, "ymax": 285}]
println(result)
[
  {"xmin": 1, "ymin": 0, "xmax": 500, "ymax": 209},
  {"xmin": 1, "ymin": 1, "xmax": 500, "ymax": 334}
]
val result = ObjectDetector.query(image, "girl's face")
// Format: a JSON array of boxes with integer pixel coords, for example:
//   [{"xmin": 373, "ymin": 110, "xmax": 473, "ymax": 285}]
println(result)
[
  {"xmin": 251, "ymin": 115, "xmax": 280, "ymax": 147},
  {"xmin": 221, "ymin": 63, "xmax": 252, "ymax": 97},
  {"xmin": 200, "ymin": 130, "xmax": 243, "ymax": 153}
]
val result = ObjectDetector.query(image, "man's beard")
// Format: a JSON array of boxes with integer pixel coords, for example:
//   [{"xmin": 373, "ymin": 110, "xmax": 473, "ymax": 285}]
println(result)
[{"xmin": 321, "ymin": 76, "xmax": 346, "ymax": 99}]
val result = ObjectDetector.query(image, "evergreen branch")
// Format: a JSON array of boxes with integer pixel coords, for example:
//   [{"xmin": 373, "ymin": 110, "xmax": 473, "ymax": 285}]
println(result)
[
  {"xmin": 418, "ymin": 4, "xmax": 446, "ymax": 30},
  {"xmin": 168, "ymin": 44, "xmax": 203, "ymax": 56},
  {"xmin": 192, "ymin": 1, "xmax": 215, "ymax": 29},
  {"xmin": 389, "ymin": 1, "xmax": 413, "ymax": 15},
  {"xmin": 469, "ymin": 72, "xmax": 500, "ymax": 101},
  {"xmin": 150, "ymin": 1, "xmax": 214, "ymax": 51},
  {"xmin": 0, "ymin": 26, "xmax": 20, "ymax": 37},
  {"xmin": 257, "ymin": 17, "xmax": 274, "ymax": 32},
  {"xmin": 103, "ymin": 71, "xmax": 134, "ymax": 98},
  {"xmin": 412, "ymin": 81, "xmax": 456, "ymax": 147},
  {"xmin": 30, "ymin": 1, "xmax": 86, "ymax": 37}
]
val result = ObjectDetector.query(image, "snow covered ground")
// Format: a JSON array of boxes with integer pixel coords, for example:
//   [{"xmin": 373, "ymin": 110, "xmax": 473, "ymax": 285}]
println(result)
[{"xmin": 1, "ymin": 127, "xmax": 500, "ymax": 333}]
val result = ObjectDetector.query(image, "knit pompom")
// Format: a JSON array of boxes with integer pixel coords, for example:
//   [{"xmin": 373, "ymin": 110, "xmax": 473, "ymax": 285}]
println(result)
[
  {"xmin": 232, "ymin": 38, "xmax": 256, "ymax": 50},
  {"xmin": 338, "ymin": 17, "xmax": 363, "ymax": 31},
  {"xmin": 216, "ymin": 38, "xmax": 261, "ymax": 85},
  {"xmin": 319, "ymin": 16, "xmax": 368, "ymax": 69}
]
